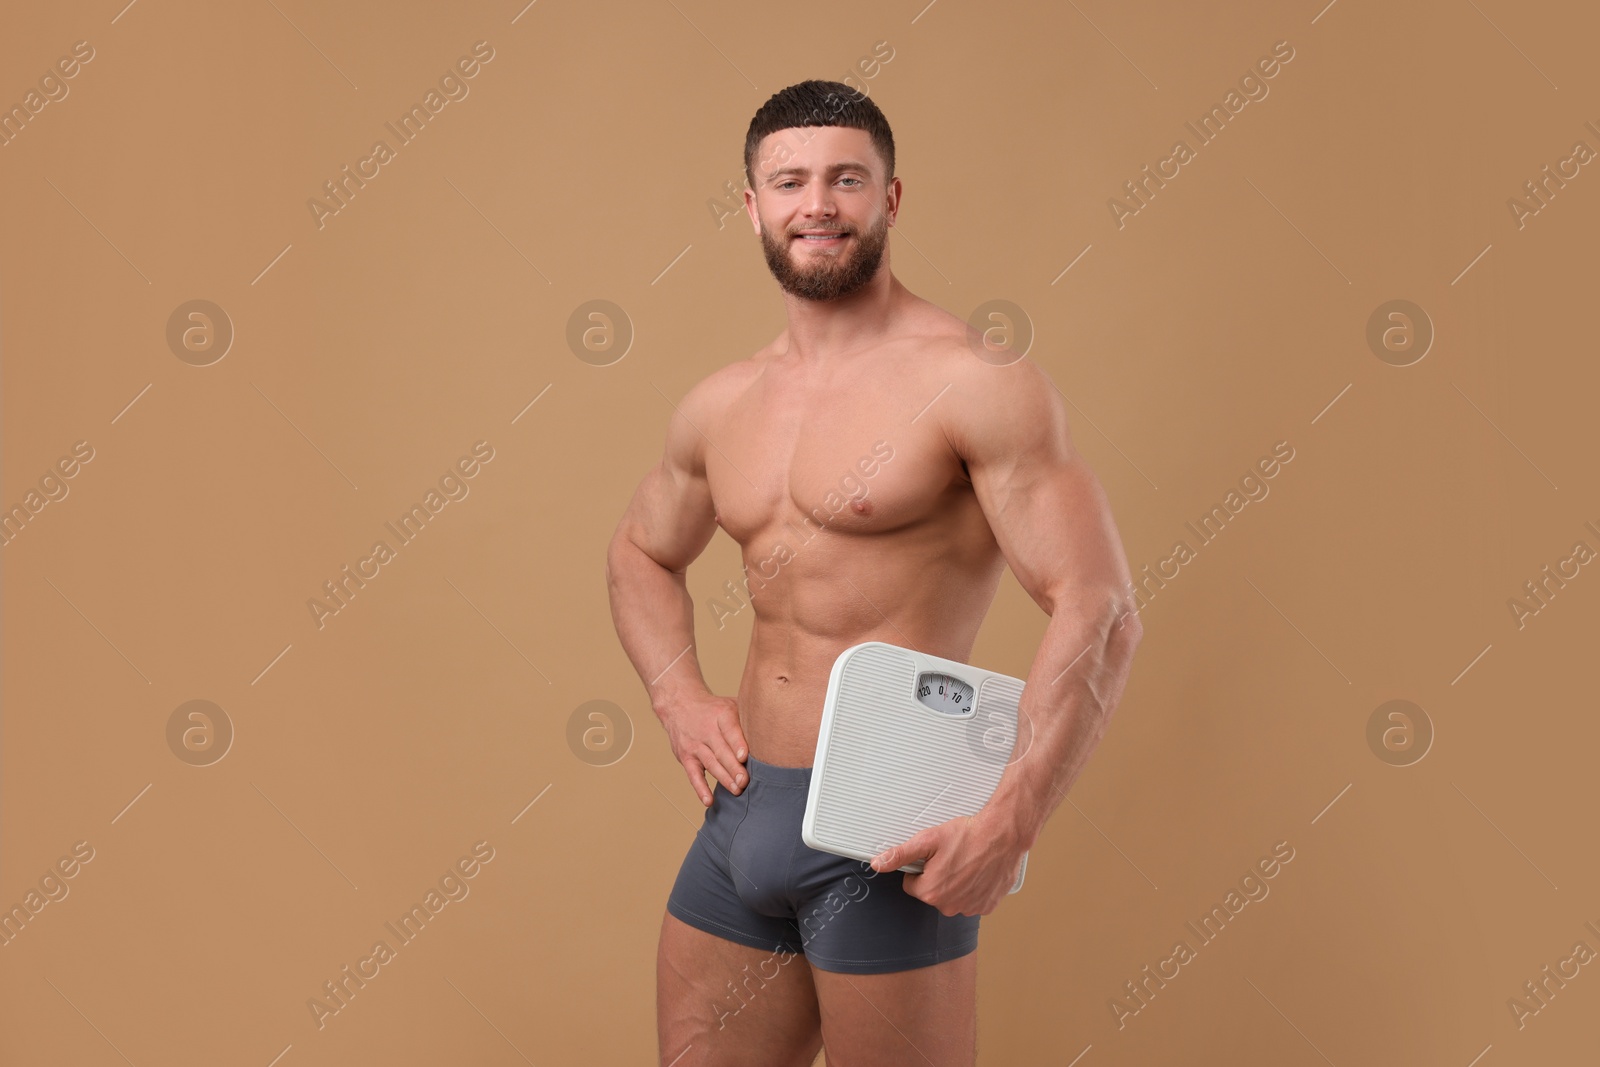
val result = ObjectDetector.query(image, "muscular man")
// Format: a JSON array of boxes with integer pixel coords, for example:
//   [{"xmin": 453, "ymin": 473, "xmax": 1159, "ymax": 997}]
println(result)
[{"xmin": 607, "ymin": 80, "xmax": 1143, "ymax": 1067}]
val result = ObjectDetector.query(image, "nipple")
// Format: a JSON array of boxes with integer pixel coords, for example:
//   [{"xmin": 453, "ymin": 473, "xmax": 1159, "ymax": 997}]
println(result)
[{"xmin": 850, "ymin": 498, "xmax": 873, "ymax": 515}]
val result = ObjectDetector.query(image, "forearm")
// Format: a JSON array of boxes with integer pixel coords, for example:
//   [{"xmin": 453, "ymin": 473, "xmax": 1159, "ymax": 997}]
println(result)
[
  {"xmin": 983, "ymin": 594, "xmax": 1142, "ymax": 849},
  {"xmin": 605, "ymin": 535, "xmax": 713, "ymax": 716}
]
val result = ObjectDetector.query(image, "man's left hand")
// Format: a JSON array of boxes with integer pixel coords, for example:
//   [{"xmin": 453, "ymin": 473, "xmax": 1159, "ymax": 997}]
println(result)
[{"xmin": 868, "ymin": 808, "xmax": 1028, "ymax": 917}]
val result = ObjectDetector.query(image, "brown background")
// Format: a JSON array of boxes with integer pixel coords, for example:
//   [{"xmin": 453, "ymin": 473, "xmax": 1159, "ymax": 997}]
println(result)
[{"xmin": 3, "ymin": 0, "xmax": 1597, "ymax": 1063}]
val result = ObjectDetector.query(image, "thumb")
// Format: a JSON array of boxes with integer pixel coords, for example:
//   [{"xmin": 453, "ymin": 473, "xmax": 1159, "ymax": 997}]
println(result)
[{"xmin": 871, "ymin": 828, "xmax": 936, "ymax": 872}]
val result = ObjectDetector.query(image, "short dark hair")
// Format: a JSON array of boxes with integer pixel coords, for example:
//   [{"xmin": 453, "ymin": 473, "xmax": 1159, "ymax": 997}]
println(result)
[{"xmin": 743, "ymin": 80, "xmax": 896, "ymax": 190}]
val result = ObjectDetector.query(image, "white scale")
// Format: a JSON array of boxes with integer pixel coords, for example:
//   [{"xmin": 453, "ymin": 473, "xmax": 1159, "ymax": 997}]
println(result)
[{"xmin": 802, "ymin": 641, "xmax": 1030, "ymax": 894}]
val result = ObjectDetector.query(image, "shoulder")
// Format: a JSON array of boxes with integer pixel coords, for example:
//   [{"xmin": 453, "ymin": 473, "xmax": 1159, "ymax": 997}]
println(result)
[
  {"xmin": 691, "ymin": 333, "xmax": 783, "ymax": 411},
  {"xmin": 921, "ymin": 326, "xmax": 1074, "ymax": 468},
  {"xmin": 661, "ymin": 350, "xmax": 767, "ymax": 467},
  {"xmin": 677, "ymin": 356, "xmax": 759, "ymax": 418}
]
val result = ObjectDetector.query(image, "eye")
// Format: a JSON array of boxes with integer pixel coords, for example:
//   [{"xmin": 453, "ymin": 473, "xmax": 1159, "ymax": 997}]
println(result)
[
  {"xmin": 777, "ymin": 180, "xmax": 798, "ymax": 189},
  {"xmin": 839, "ymin": 177, "xmax": 863, "ymax": 187}
]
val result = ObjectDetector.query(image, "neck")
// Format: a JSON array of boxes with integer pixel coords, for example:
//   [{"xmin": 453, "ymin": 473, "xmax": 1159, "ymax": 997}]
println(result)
[{"xmin": 779, "ymin": 270, "xmax": 903, "ymax": 363}]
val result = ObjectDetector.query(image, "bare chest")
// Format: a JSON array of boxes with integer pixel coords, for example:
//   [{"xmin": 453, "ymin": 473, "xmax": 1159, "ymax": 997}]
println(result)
[{"xmin": 706, "ymin": 364, "xmax": 965, "ymax": 543}]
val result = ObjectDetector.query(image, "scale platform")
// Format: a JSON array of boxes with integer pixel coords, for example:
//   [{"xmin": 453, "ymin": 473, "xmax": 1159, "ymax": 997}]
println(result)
[{"xmin": 801, "ymin": 641, "xmax": 1030, "ymax": 894}]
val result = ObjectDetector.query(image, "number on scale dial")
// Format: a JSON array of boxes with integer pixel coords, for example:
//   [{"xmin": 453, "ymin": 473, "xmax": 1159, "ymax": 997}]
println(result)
[{"xmin": 915, "ymin": 672, "xmax": 974, "ymax": 716}]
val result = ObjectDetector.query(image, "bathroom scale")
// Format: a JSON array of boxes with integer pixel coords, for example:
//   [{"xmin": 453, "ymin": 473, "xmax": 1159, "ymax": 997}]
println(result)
[{"xmin": 801, "ymin": 641, "xmax": 1030, "ymax": 894}]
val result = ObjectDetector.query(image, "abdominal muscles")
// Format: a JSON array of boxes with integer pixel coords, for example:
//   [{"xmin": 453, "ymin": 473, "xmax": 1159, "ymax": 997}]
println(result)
[{"xmin": 730, "ymin": 500, "xmax": 1004, "ymax": 766}]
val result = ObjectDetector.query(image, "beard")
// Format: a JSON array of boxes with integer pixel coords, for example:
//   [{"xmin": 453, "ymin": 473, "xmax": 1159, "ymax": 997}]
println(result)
[{"xmin": 759, "ymin": 209, "xmax": 889, "ymax": 301}]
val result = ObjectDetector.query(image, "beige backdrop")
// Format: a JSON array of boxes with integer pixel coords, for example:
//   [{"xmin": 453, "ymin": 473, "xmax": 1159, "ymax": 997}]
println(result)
[{"xmin": 3, "ymin": 0, "xmax": 1597, "ymax": 1064}]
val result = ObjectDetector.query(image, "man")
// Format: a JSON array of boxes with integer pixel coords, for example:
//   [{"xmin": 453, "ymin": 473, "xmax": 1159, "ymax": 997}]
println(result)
[{"xmin": 606, "ymin": 80, "xmax": 1142, "ymax": 1067}]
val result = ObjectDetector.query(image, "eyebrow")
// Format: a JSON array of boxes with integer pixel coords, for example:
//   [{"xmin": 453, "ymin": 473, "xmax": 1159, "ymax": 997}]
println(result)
[{"xmin": 766, "ymin": 161, "xmax": 873, "ymax": 183}]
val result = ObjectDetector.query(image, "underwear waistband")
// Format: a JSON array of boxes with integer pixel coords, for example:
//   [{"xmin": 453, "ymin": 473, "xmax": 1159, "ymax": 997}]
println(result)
[{"xmin": 744, "ymin": 754, "xmax": 813, "ymax": 787}]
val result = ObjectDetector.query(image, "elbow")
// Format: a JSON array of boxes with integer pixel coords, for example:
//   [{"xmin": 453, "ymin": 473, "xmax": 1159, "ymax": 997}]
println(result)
[
  {"xmin": 1109, "ymin": 610, "xmax": 1143, "ymax": 678},
  {"xmin": 604, "ymin": 528, "xmax": 635, "ymax": 591},
  {"xmin": 606, "ymin": 530, "xmax": 682, "ymax": 592},
  {"xmin": 1087, "ymin": 593, "xmax": 1144, "ymax": 681},
  {"xmin": 1112, "ymin": 601, "xmax": 1144, "ymax": 647},
  {"xmin": 1053, "ymin": 586, "xmax": 1144, "ymax": 648},
  {"xmin": 1102, "ymin": 583, "xmax": 1144, "ymax": 646}
]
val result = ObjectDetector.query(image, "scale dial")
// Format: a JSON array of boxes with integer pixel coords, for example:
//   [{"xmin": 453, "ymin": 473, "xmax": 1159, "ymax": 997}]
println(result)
[{"xmin": 915, "ymin": 671, "xmax": 974, "ymax": 716}]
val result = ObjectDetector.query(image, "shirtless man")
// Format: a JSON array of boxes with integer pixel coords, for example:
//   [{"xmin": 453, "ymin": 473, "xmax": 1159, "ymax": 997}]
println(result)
[{"xmin": 606, "ymin": 80, "xmax": 1143, "ymax": 1067}]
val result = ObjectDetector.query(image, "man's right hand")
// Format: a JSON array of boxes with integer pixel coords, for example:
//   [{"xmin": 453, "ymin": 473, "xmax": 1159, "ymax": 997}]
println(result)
[{"xmin": 658, "ymin": 693, "xmax": 749, "ymax": 806}]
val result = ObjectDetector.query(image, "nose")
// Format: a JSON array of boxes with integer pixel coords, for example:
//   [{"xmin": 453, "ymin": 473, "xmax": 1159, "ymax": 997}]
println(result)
[{"xmin": 800, "ymin": 180, "xmax": 837, "ymax": 221}]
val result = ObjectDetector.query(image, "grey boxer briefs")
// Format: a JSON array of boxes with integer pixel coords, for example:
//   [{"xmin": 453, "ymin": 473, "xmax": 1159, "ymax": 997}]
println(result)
[{"xmin": 666, "ymin": 754, "xmax": 980, "ymax": 974}]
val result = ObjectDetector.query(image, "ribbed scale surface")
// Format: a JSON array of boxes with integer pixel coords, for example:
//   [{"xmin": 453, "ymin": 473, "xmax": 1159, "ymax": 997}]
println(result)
[{"xmin": 808, "ymin": 644, "xmax": 1028, "ymax": 890}]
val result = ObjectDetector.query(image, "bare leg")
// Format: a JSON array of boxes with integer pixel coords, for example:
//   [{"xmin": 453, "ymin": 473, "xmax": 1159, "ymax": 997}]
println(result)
[
  {"xmin": 657, "ymin": 910, "xmax": 825, "ymax": 1067},
  {"xmin": 810, "ymin": 952, "xmax": 978, "ymax": 1067}
]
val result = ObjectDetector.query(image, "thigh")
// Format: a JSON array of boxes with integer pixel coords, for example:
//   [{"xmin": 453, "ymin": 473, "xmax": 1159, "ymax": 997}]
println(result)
[
  {"xmin": 794, "ymin": 859, "xmax": 980, "ymax": 976},
  {"xmin": 811, "ymin": 951, "xmax": 978, "ymax": 1067},
  {"xmin": 657, "ymin": 910, "xmax": 825, "ymax": 1067}
]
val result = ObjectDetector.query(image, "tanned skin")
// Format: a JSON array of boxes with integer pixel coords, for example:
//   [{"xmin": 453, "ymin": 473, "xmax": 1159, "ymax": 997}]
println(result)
[{"xmin": 607, "ymin": 122, "xmax": 1143, "ymax": 1067}]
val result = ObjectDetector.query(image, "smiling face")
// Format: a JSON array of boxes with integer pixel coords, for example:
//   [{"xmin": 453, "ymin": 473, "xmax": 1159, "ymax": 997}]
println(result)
[{"xmin": 745, "ymin": 125, "xmax": 899, "ymax": 302}]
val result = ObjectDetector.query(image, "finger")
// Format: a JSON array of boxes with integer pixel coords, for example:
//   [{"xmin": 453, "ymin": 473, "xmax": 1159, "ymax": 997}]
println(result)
[
  {"xmin": 698, "ymin": 745, "xmax": 745, "ymax": 796},
  {"xmin": 708, "ymin": 731, "xmax": 747, "ymax": 790},
  {"xmin": 872, "ymin": 831, "xmax": 934, "ymax": 872},
  {"xmin": 682, "ymin": 757, "xmax": 712, "ymax": 806},
  {"xmin": 719, "ymin": 716, "xmax": 748, "ymax": 763}
]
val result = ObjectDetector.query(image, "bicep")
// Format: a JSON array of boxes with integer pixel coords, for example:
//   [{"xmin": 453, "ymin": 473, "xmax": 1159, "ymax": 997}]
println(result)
[
  {"xmin": 614, "ymin": 390, "xmax": 720, "ymax": 574},
  {"xmin": 955, "ymin": 361, "xmax": 1133, "ymax": 615}
]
